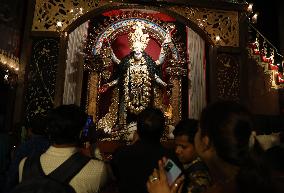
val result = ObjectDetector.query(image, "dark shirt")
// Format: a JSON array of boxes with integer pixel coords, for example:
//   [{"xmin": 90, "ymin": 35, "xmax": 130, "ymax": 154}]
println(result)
[
  {"xmin": 111, "ymin": 140, "xmax": 179, "ymax": 193},
  {"xmin": 181, "ymin": 157, "xmax": 211, "ymax": 193},
  {"xmin": 6, "ymin": 134, "xmax": 50, "ymax": 191}
]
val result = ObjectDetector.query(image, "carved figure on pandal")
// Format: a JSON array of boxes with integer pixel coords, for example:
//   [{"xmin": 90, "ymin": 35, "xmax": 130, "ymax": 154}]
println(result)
[{"xmin": 86, "ymin": 15, "xmax": 186, "ymax": 140}]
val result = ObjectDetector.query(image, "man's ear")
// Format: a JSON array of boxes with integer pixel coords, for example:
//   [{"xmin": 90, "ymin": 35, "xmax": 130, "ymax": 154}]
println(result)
[{"xmin": 202, "ymin": 135, "xmax": 211, "ymax": 151}]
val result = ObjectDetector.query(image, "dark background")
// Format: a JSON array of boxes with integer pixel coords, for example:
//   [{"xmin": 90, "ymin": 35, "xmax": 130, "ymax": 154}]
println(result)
[{"xmin": 251, "ymin": 0, "xmax": 283, "ymax": 52}]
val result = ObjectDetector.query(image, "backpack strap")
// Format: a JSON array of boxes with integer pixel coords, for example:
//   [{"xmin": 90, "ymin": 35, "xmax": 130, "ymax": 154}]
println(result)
[
  {"xmin": 22, "ymin": 154, "xmax": 45, "ymax": 182},
  {"xmin": 48, "ymin": 152, "xmax": 90, "ymax": 183}
]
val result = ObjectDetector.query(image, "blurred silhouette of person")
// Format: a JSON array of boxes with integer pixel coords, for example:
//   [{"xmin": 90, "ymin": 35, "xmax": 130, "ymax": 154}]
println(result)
[
  {"xmin": 6, "ymin": 114, "xmax": 50, "ymax": 191},
  {"xmin": 17, "ymin": 105, "xmax": 111, "ymax": 193},
  {"xmin": 264, "ymin": 145, "xmax": 284, "ymax": 193},
  {"xmin": 111, "ymin": 107, "xmax": 179, "ymax": 193},
  {"xmin": 147, "ymin": 101, "xmax": 273, "ymax": 193}
]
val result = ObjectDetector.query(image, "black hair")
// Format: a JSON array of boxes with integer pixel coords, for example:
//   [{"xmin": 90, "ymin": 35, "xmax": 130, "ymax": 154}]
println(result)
[
  {"xmin": 126, "ymin": 112, "xmax": 138, "ymax": 124},
  {"xmin": 46, "ymin": 104, "xmax": 87, "ymax": 145},
  {"xmin": 173, "ymin": 119, "xmax": 198, "ymax": 144},
  {"xmin": 136, "ymin": 107, "xmax": 165, "ymax": 142},
  {"xmin": 27, "ymin": 114, "xmax": 47, "ymax": 136}
]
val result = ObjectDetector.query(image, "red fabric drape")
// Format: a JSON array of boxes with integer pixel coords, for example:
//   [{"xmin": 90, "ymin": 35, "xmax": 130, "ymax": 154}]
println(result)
[{"xmin": 112, "ymin": 34, "xmax": 161, "ymax": 60}]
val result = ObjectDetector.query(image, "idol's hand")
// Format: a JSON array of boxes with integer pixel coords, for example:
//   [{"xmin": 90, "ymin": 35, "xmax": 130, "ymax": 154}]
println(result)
[
  {"xmin": 92, "ymin": 47, "xmax": 97, "ymax": 55},
  {"xmin": 167, "ymin": 82, "xmax": 173, "ymax": 89},
  {"xmin": 98, "ymin": 84, "xmax": 109, "ymax": 93},
  {"xmin": 163, "ymin": 33, "xmax": 172, "ymax": 45}
]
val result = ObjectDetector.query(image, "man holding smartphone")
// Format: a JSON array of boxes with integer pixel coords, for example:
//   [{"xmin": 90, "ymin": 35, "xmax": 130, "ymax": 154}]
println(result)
[{"xmin": 172, "ymin": 119, "xmax": 211, "ymax": 193}]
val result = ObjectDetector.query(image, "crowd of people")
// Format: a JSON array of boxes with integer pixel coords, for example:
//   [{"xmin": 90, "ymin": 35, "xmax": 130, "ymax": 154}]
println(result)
[{"xmin": 0, "ymin": 101, "xmax": 283, "ymax": 193}]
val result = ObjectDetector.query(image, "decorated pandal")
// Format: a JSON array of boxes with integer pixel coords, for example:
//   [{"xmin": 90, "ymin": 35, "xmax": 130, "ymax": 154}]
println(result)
[
  {"xmin": 65, "ymin": 9, "xmax": 205, "ymax": 141},
  {"xmin": 83, "ymin": 16, "xmax": 172, "ymax": 139},
  {"xmin": 16, "ymin": 0, "xmax": 283, "ymax": 146}
]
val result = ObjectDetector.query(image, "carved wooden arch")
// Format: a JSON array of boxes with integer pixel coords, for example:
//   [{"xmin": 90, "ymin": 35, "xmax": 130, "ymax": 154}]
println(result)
[
  {"xmin": 81, "ymin": 13, "xmax": 189, "ymax": 132},
  {"xmin": 59, "ymin": 5, "xmax": 214, "ymax": 139},
  {"xmin": 32, "ymin": 1, "xmax": 240, "ymax": 45},
  {"xmin": 63, "ymin": 4, "xmax": 214, "ymax": 46},
  {"xmin": 46, "ymin": 2, "xmax": 239, "ymax": 140}
]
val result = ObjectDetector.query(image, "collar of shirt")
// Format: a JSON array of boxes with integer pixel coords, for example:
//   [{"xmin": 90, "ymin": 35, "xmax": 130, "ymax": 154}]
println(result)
[
  {"xmin": 45, "ymin": 146, "xmax": 78, "ymax": 157},
  {"xmin": 183, "ymin": 157, "xmax": 202, "ymax": 170}
]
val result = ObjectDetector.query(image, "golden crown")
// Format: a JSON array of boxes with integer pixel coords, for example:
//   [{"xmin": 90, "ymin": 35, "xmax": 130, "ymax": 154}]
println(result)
[{"xmin": 128, "ymin": 22, "xmax": 150, "ymax": 52}]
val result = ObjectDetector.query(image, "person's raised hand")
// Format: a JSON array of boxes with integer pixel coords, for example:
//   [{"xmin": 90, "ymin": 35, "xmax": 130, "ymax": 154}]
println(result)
[{"xmin": 147, "ymin": 157, "xmax": 183, "ymax": 193}]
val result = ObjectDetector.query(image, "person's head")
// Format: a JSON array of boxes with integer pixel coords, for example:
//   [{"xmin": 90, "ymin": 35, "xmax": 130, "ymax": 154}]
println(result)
[
  {"xmin": 137, "ymin": 107, "xmax": 165, "ymax": 143},
  {"xmin": 173, "ymin": 119, "xmax": 199, "ymax": 164},
  {"xmin": 26, "ymin": 114, "xmax": 47, "ymax": 136},
  {"xmin": 47, "ymin": 104, "xmax": 87, "ymax": 145},
  {"xmin": 133, "ymin": 47, "xmax": 143, "ymax": 61},
  {"xmin": 194, "ymin": 101, "xmax": 252, "ymax": 166},
  {"xmin": 126, "ymin": 112, "xmax": 137, "ymax": 125}
]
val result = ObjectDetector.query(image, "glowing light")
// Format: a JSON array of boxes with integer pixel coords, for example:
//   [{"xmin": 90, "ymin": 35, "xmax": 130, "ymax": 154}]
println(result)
[
  {"xmin": 252, "ymin": 13, "xmax": 258, "ymax": 23},
  {"xmin": 0, "ymin": 49, "xmax": 20, "ymax": 73},
  {"xmin": 247, "ymin": 3, "xmax": 253, "ymax": 13},
  {"xmin": 56, "ymin": 21, "xmax": 63, "ymax": 27},
  {"xmin": 216, "ymin": 35, "xmax": 221, "ymax": 41}
]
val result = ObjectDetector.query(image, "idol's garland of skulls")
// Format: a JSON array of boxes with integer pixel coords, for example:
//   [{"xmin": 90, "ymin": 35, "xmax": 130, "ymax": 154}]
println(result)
[{"xmin": 90, "ymin": 18, "xmax": 182, "ymax": 135}]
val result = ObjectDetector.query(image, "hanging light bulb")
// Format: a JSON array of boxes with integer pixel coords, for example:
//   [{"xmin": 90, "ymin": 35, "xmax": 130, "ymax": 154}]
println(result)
[{"xmin": 252, "ymin": 13, "xmax": 258, "ymax": 24}]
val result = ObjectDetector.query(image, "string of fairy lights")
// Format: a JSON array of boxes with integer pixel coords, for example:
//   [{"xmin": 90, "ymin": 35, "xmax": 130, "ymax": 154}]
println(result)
[
  {"xmin": 0, "ymin": 49, "xmax": 19, "ymax": 86},
  {"xmin": 1, "ymin": 1, "xmax": 283, "ymax": 87},
  {"xmin": 245, "ymin": 2, "xmax": 284, "ymax": 87}
]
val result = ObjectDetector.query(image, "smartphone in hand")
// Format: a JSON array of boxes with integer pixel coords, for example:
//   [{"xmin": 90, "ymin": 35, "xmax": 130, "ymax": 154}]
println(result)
[{"xmin": 164, "ymin": 159, "xmax": 182, "ymax": 186}]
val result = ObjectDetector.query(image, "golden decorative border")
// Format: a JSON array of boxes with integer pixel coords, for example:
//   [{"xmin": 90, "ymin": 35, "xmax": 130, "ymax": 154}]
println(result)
[
  {"xmin": 32, "ymin": 0, "xmax": 110, "ymax": 31},
  {"xmin": 86, "ymin": 72, "xmax": 99, "ymax": 121},
  {"xmin": 97, "ymin": 88, "xmax": 119, "ymax": 132},
  {"xmin": 168, "ymin": 6, "xmax": 239, "ymax": 47},
  {"xmin": 32, "ymin": 1, "xmax": 239, "ymax": 47},
  {"xmin": 171, "ymin": 78, "xmax": 182, "ymax": 125}
]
